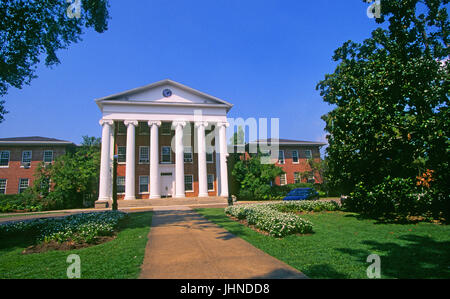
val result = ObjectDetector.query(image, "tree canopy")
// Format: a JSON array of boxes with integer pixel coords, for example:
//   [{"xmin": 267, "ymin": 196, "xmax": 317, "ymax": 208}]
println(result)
[
  {"xmin": 317, "ymin": 0, "xmax": 449, "ymax": 218},
  {"xmin": 0, "ymin": 0, "xmax": 110, "ymax": 122}
]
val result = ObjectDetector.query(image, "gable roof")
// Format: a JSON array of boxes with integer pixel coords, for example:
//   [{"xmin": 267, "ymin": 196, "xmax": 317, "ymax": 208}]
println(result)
[
  {"xmin": 249, "ymin": 138, "xmax": 327, "ymax": 146},
  {"xmin": 0, "ymin": 136, "xmax": 74, "ymax": 145},
  {"xmin": 95, "ymin": 79, "xmax": 233, "ymax": 111}
]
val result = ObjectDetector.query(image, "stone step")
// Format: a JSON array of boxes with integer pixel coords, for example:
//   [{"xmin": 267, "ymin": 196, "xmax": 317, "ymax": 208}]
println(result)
[{"xmin": 95, "ymin": 197, "xmax": 228, "ymax": 209}]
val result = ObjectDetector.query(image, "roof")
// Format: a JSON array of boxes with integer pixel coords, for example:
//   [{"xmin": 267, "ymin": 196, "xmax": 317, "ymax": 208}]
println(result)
[
  {"xmin": 0, "ymin": 136, "xmax": 75, "ymax": 146},
  {"xmin": 95, "ymin": 79, "xmax": 233, "ymax": 111},
  {"xmin": 248, "ymin": 138, "xmax": 327, "ymax": 146}
]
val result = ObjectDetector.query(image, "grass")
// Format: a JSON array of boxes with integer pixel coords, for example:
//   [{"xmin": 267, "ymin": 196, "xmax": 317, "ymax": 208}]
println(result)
[
  {"xmin": 196, "ymin": 208, "xmax": 450, "ymax": 279},
  {"xmin": 0, "ymin": 211, "xmax": 152, "ymax": 279}
]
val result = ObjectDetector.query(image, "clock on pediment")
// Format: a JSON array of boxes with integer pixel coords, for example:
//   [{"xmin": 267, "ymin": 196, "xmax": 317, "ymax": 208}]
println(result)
[{"xmin": 162, "ymin": 89, "xmax": 172, "ymax": 98}]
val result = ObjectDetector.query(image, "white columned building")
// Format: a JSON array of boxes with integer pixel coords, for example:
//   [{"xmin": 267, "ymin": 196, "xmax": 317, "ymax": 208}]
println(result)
[{"xmin": 95, "ymin": 79, "xmax": 233, "ymax": 206}]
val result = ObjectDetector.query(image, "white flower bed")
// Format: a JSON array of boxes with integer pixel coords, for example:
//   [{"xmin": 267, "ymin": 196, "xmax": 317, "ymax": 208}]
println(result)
[
  {"xmin": 225, "ymin": 200, "xmax": 340, "ymax": 237},
  {"xmin": 0, "ymin": 211, "xmax": 127, "ymax": 244}
]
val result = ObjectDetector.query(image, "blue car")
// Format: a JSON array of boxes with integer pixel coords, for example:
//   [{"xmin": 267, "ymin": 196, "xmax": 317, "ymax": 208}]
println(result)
[{"xmin": 283, "ymin": 188, "xmax": 319, "ymax": 201}]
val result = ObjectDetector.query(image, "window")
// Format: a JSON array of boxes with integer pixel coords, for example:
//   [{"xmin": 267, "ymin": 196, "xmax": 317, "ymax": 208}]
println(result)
[
  {"xmin": 0, "ymin": 151, "xmax": 10, "ymax": 167},
  {"xmin": 139, "ymin": 146, "xmax": 149, "ymax": 164},
  {"xmin": 304, "ymin": 150, "xmax": 312, "ymax": 159},
  {"xmin": 18, "ymin": 178, "xmax": 29, "ymax": 194},
  {"xmin": 279, "ymin": 174, "xmax": 287, "ymax": 186},
  {"xmin": 117, "ymin": 122, "xmax": 127, "ymax": 135},
  {"xmin": 292, "ymin": 150, "xmax": 299, "ymax": 164},
  {"xmin": 118, "ymin": 146, "xmax": 126, "ymax": 163},
  {"xmin": 139, "ymin": 176, "xmax": 149, "ymax": 193},
  {"xmin": 184, "ymin": 175, "xmax": 193, "ymax": 192},
  {"xmin": 184, "ymin": 146, "xmax": 193, "ymax": 163},
  {"xmin": 161, "ymin": 122, "xmax": 171, "ymax": 135},
  {"xmin": 278, "ymin": 150, "xmax": 285, "ymax": 164},
  {"xmin": 43, "ymin": 150, "xmax": 53, "ymax": 163},
  {"xmin": 22, "ymin": 150, "xmax": 32, "ymax": 163},
  {"xmin": 307, "ymin": 173, "xmax": 315, "ymax": 184},
  {"xmin": 117, "ymin": 176, "xmax": 125, "ymax": 193},
  {"xmin": 161, "ymin": 146, "xmax": 171, "ymax": 163},
  {"xmin": 206, "ymin": 147, "xmax": 214, "ymax": 163},
  {"xmin": 294, "ymin": 172, "xmax": 301, "ymax": 184},
  {"xmin": 138, "ymin": 122, "xmax": 150, "ymax": 135},
  {"xmin": 207, "ymin": 174, "xmax": 214, "ymax": 191},
  {"xmin": 0, "ymin": 179, "xmax": 6, "ymax": 194}
]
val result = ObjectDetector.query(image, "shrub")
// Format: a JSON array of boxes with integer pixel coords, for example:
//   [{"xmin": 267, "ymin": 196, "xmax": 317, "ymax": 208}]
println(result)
[
  {"xmin": 0, "ymin": 211, "xmax": 127, "ymax": 244},
  {"xmin": 0, "ymin": 193, "xmax": 43, "ymax": 213},
  {"xmin": 344, "ymin": 176, "xmax": 437, "ymax": 219},
  {"xmin": 225, "ymin": 201, "xmax": 340, "ymax": 237}
]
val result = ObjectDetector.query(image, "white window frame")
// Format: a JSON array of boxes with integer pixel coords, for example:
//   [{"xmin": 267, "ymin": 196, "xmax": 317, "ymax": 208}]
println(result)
[
  {"xmin": 118, "ymin": 146, "xmax": 126, "ymax": 164},
  {"xmin": 139, "ymin": 175, "xmax": 149, "ymax": 194},
  {"xmin": 207, "ymin": 174, "xmax": 214, "ymax": 191},
  {"xmin": 139, "ymin": 146, "xmax": 150, "ymax": 164},
  {"xmin": 22, "ymin": 150, "xmax": 32, "ymax": 164},
  {"xmin": 161, "ymin": 123, "xmax": 171, "ymax": 135},
  {"xmin": 304, "ymin": 150, "xmax": 312, "ymax": 159},
  {"xmin": 280, "ymin": 174, "xmax": 287, "ymax": 186},
  {"xmin": 0, "ymin": 151, "xmax": 10, "ymax": 167},
  {"xmin": 117, "ymin": 122, "xmax": 127, "ymax": 135},
  {"xmin": 18, "ymin": 178, "xmax": 29, "ymax": 194},
  {"xmin": 184, "ymin": 174, "xmax": 194, "ymax": 192},
  {"xmin": 184, "ymin": 146, "xmax": 193, "ymax": 163},
  {"xmin": 206, "ymin": 147, "xmax": 214, "ymax": 163},
  {"xmin": 161, "ymin": 146, "xmax": 172, "ymax": 164},
  {"xmin": 43, "ymin": 150, "xmax": 53, "ymax": 163},
  {"xmin": 294, "ymin": 172, "xmax": 301, "ymax": 184},
  {"xmin": 0, "ymin": 179, "xmax": 7, "ymax": 194},
  {"xmin": 278, "ymin": 150, "xmax": 285, "ymax": 164},
  {"xmin": 117, "ymin": 176, "xmax": 125, "ymax": 194},
  {"xmin": 138, "ymin": 122, "xmax": 150, "ymax": 135},
  {"xmin": 292, "ymin": 150, "xmax": 299, "ymax": 164}
]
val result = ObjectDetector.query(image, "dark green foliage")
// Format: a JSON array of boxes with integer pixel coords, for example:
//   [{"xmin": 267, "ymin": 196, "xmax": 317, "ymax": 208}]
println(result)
[
  {"xmin": 231, "ymin": 152, "xmax": 285, "ymax": 200},
  {"xmin": 30, "ymin": 136, "xmax": 101, "ymax": 210},
  {"xmin": 317, "ymin": 0, "xmax": 449, "ymax": 218},
  {"xmin": 0, "ymin": 0, "xmax": 110, "ymax": 122},
  {"xmin": 0, "ymin": 193, "xmax": 42, "ymax": 213}
]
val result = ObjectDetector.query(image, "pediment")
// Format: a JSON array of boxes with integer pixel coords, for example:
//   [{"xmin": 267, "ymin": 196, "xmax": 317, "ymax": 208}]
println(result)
[{"xmin": 95, "ymin": 79, "xmax": 232, "ymax": 108}]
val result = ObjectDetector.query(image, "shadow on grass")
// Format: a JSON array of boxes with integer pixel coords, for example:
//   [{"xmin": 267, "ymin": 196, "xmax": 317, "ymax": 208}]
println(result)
[{"xmin": 337, "ymin": 234, "xmax": 450, "ymax": 278}]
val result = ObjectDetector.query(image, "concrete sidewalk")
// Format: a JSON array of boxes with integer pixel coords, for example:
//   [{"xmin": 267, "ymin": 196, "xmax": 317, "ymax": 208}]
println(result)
[{"xmin": 139, "ymin": 208, "xmax": 307, "ymax": 279}]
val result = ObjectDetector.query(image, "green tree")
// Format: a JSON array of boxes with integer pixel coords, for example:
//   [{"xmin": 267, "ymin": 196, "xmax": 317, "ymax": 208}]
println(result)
[
  {"xmin": 0, "ymin": 0, "xmax": 110, "ymax": 123},
  {"xmin": 317, "ymin": 0, "xmax": 448, "ymax": 193},
  {"xmin": 32, "ymin": 136, "xmax": 101, "ymax": 210},
  {"xmin": 232, "ymin": 152, "xmax": 285, "ymax": 200}
]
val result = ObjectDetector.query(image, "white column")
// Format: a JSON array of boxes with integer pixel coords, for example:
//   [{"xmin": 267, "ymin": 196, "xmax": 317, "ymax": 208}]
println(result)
[
  {"xmin": 215, "ymin": 126, "xmax": 221, "ymax": 196},
  {"xmin": 172, "ymin": 121, "xmax": 186, "ymax": 198},
  {"xmin": 196, "ymin": 121, "xmax": 209, "ymax": 197},
  {"xmin": 124, "ymin": 120, "xmax": 138, "ymax": 200},
  {"xmin": 148, "ymin": 121, "xmax": 161, "ymax": 199},
  {"xmin": 108, "ymin": 124, "xmax": 115, "ymax": 200},
  {"xmin": 217, "ymin": 122, "xmax": 229, "ymax": 197},
  {"xmin": 98, "ymin": 119, "xmax": 114, "ymax": 201}
]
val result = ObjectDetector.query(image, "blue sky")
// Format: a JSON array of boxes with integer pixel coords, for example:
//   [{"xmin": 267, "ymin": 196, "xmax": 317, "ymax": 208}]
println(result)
[{"xmin": 0, "ymin": 0, "xmax": 381, "ymax": 147}]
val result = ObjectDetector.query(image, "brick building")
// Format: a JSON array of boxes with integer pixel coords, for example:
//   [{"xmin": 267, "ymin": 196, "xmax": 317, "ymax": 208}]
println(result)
[
  {"xmin": 248, "ymin": 138, "xmax": 326, "ymax": 185},
  {"xmin": 0, "ymin": 137, "xmax": 75, "ymax": 194},
  {"xmin": 95, "ymin": 79, "xmax": 233, "ymax": 205}
]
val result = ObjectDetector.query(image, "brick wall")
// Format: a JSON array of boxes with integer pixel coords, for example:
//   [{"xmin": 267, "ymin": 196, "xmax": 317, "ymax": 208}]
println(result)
[{"xmin": 0, "ymin": 146, "xmax": 68, "ymax": 194}]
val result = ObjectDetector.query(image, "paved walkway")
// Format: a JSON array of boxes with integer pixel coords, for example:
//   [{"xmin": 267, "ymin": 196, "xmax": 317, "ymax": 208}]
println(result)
[{"xmin": 139, "ymin": 207, "xmax": 307, "ymax": 279}]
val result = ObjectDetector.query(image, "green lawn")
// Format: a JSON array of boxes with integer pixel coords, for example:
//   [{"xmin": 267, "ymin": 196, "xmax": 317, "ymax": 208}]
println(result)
[
  {"xmin": 196, "ymin": 208, "xmax": 450, "ymax": 279},
  {"xmin": 0, "ymin": 211, "xmax": 152, "ymax": 279}
]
